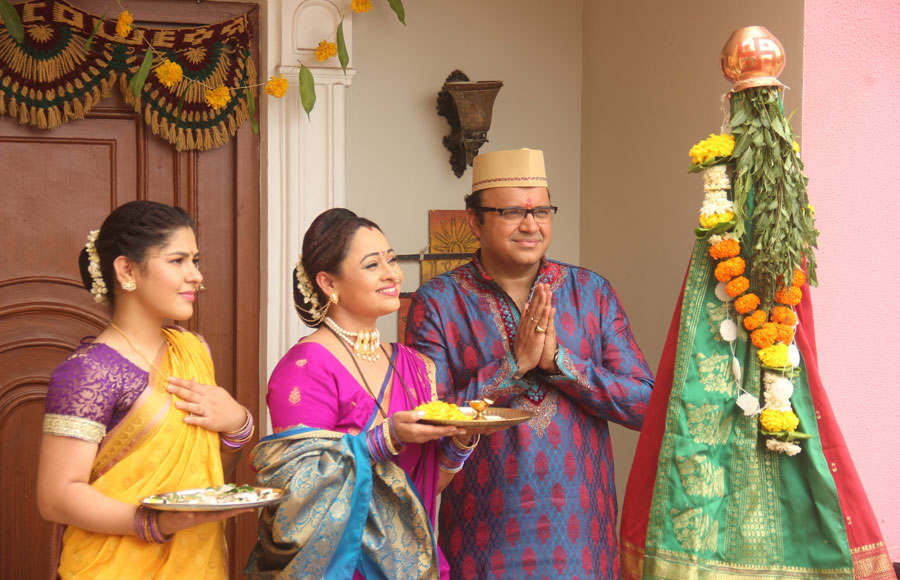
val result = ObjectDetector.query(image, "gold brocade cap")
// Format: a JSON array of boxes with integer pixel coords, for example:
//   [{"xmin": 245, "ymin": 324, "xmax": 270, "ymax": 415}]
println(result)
[{"xmin": 471, "ymin": 149, "xmax": 548, "ymax": 193}]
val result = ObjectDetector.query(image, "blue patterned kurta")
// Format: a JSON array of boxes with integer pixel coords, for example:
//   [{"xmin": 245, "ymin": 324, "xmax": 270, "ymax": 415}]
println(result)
[{"xmin": 405, "ymin": 252, "xmax": 654, "ymax": 580}]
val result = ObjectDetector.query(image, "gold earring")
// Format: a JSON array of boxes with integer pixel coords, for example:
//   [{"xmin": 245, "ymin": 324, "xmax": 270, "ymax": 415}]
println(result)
[
  {"xmin": 199, "ymin": 283, "xmax": 206, "ymax": 291},
  {"xmin": 329, "ymin": 292, "xmax": 339, "ymax": 305},
  {"xmin": 121, "ymin": 279, "xmax": 136, "ymax": 292}
]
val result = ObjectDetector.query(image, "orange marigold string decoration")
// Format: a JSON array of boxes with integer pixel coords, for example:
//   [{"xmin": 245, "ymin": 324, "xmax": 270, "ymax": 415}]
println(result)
[
  {"xmin": 265, "ymin": 75, "xmax": 288, "ymax": 98},
  {"xmin": 709, "ymin": 237, "xmax": 741, "ymax": 260},
  {"xmin": 115, "ymin": 10, "xmax": 134, "ymax": 39},
  {"xmin": 726, "ymin": 276, "xmax": 749, "ymax": 297},
  {"xmin": 775, "ymin": 285, "xmax": 802, "ymax": 306},
  {"xmin": 690, "ymin": 132, "xmax": 811, "ymax": 456},
  {"xmin": 314, "ymin": 41, "xmax": 338, "ymax": 62},
  {"xmin": 751, "ymin": 323, "xmax": 778, "ymax": 349},
  {"xmin": 734, "ymin": 293, "xmax": 760, "ymax": 315},
  {"xmin": 715, "ymin": 257, "xmax": 745, "ymax": 282},
  {"xmin": 205, "ymin": 85, "xmax": 231, "ymax": 110},
  {"xmin": 352, "ymin": 0, "xmax": 373, "ymax": 13},
  {"xmin": 155, "ymin": 59, "xmax": 183, "ymax": 88},
  {"xmin": 743, "ymin": 309, "xmax": 767, "ymax": 331},
  {"xmin": 770, "ymin": 306, "xmax": 797, "ymax": 326}
]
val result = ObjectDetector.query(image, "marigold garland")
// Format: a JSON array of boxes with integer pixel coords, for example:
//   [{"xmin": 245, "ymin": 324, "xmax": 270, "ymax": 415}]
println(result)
[
  {"xmin": 760, "ymin": 409, "xmax": 800, "ymax": 433},
  {"xmin": 714, "ymin": 257, "xmax": 745, "ymax": 282},
  {"xmin": 204, "ymin": 86, "xmax": 231, "ymax": 110},
  {"xmin": 265, "ymin": 75, "xmax": 288, "ymax": 98},
  {"xmin": 314, "ymin": 41, "xmax": 338, "ymax": 62},
  {"xmin": 689, "ymin": 133, "xmax": 735, "ymax": 165},
  {"xmin": 734, "ymin": 293, "xmax": 760, "ymax": 314},
  {"xmin": 770, "ymin": 306, "xmax": 797, "ymax": 326},
  {"xmin": 726, "ymin": 276, "xmax": 749, "ymax": 297},
  {"xmin": 792, "ymin": 269, "xmax": 806, "ymax": 287},
  {"xmin": 709, "ymin": 238, "xmax": 741, "ymax": 260},
  {"xmin": 115, "ymin": 11, "xmax": 134, "ymax": 39},
  {"xmin": 775, "ymin": 285, "xmax": 803, "ymax": 306},
  {"xmin": 155, "ymin": 60, "xmax": 184, "ymax": 88},
  {"xmin": 758, "ymin": 343, "xmax": 790, "ymax": 368},
  {"xmin": 751, "ymin": 323, "xmax": 778, "ymax": 349},
  {"xmin": 743, "ymin": 309, "xmax": 767, "ymax": 331},
  {"xmin": 775, "ymin": 324, "xmax": 795, "ymax": 344},
  {"xmin": 352, "ymin": 0, "xmax": 373, "ymax": 13}
]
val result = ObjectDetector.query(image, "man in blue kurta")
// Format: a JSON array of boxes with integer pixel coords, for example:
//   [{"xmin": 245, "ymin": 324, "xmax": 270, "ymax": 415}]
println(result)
[{"xmin": 405, "ymin": 148, "xmax": 655, "ymax": 579}]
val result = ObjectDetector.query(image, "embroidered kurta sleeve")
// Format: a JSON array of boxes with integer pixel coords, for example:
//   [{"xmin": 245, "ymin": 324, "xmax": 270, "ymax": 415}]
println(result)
[
  {"xmin": 406, "ymin": 287, "xmax": 527, "ymax": 406},
  {"xmin": 544, "ymin": 279, "xmax": 653, "ymax": 429}
]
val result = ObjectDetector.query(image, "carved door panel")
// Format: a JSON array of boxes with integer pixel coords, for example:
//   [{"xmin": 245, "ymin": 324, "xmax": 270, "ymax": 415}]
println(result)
[{"xmin": 0, "ymin": 2, "xmax": 260, "ymax": 578}]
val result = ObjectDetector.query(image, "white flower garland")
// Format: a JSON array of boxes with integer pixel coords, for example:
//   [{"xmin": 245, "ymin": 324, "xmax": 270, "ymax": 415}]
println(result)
[{"xmin": 85, "ymin": 230, "xmax": 108, "ymax": 304}]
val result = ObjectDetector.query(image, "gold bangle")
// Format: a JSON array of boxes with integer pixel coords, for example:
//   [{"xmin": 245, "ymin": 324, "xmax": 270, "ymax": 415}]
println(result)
[
  {"xmin": 451, "ymin": 433, "xmax": 480, "ymax": 451},
  {"xmin": 382, "ymin": 421, "xmax": 400, "ymax": 455}
]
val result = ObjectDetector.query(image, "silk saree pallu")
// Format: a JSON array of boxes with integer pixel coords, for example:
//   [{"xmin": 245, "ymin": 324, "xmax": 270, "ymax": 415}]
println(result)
[
  {"xmin": 246, "ymin": 426, "xmax": 440, "ymax": 580},
  {"xmin": 56, "ymin": 329, "xmax": 227, "ymax": 580}
]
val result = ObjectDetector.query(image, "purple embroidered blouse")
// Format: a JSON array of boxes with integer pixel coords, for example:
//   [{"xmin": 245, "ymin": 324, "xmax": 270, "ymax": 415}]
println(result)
[{"xmin": 43, "ymin": 339, "xmax": 149, "ymax": 444}]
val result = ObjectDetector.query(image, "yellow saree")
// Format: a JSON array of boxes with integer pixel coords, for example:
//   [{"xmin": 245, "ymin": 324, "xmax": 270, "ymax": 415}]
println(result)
[{"xmin": 56, "ymin": 328, "xmax": 227, "ymax": 580}]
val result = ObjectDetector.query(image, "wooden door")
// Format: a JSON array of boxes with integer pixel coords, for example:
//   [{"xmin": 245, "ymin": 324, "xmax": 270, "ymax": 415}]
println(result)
[{"xmin": 0, "ymin": 1, "xmax": 260, "ymax": 578}]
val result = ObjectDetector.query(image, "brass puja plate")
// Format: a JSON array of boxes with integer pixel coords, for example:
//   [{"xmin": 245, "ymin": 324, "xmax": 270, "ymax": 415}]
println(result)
[
  {"xmin": 420, "ymin": 407, "xmax": 534, "ymax": 433},
  {"xmin": 142, "ymin": 484, "xmax": 288, "ymax": 511}
]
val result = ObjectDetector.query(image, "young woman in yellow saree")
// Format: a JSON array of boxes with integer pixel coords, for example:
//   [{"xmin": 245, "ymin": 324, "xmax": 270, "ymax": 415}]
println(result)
[{"xmin": 37, "ymin": 201, "xmax": 254, "ymax": 579}]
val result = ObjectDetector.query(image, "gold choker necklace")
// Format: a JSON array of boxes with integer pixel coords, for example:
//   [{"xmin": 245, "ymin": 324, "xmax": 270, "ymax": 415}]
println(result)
[{"xmin": 323, "ymin": 317, "xmax": 380, "ymax": 362}]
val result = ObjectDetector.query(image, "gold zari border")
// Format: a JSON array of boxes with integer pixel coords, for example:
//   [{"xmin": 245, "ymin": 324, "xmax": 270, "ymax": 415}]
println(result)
[
  {"xmin": 646, "ymin": 549, "xmax": 852, "ymax": 580},
  {"xmin": 43, "ymin": 413, "xmax": 105, "ymax": 444},
  {"xmin": 851, "ymin": 542, "xmax": 895, "ymax": 580}
]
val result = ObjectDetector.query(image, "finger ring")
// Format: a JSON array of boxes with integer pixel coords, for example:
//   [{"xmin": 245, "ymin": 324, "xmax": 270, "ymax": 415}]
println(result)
[
  {"xmin": 530, "ymin": 316, "xmax": 538, "ymax": 323},
  {"xmin": 535, "ymin": 324, "xmax": 546, "ymax": 333}
]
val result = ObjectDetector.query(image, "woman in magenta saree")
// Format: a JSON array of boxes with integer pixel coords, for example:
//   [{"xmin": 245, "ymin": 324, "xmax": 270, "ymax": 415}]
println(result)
[{"xmin": 246, "ymin": 209, "xmax": 476, "ymax": 580}]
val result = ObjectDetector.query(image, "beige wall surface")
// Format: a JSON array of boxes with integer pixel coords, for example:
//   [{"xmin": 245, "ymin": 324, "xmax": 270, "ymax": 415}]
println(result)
[
  {"xmin": 346, "ymin": 0, "xmax": 584, "ymax": 340},
  {"xmin": 580, "ymin": 2, "xmax": 804, "ymax": 523}
]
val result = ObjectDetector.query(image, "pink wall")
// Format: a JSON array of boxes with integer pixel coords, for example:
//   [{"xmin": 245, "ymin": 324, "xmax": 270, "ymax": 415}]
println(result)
[{"xmin": 803, "ymin": 0, "xmax": 900, "ymax": 557}]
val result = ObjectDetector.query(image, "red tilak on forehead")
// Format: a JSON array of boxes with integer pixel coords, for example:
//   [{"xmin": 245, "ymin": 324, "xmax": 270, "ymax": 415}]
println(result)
[{"xmin": 525, "ymin": 198, "xmax": 533, "ymax": 209}]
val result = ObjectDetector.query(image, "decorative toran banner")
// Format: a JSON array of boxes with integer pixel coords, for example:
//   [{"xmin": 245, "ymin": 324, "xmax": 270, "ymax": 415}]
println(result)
[{"xmin": 0, "ymin": 0, "xmax": 256, "ymax": 150}]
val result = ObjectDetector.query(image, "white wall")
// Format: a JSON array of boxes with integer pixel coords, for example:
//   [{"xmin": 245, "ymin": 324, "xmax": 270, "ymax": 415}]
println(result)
[{"xmin": 345, "ymin": 0, "xmax": 584, "ymax": 341}]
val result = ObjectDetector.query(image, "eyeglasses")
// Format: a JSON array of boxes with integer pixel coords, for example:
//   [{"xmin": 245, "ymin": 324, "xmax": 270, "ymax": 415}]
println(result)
[{"xmin": 477, "ymin": 205, "xmax": 558, "ymax": 223}]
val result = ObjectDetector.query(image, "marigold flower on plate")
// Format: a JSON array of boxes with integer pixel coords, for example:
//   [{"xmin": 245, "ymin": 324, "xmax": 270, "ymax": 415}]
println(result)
[
  {"xmin": 689, "ymin": 133, "xmax": 735, "ymax": 165},
  {"xmin": 735, "ymin": 293, "xmax": 760, "ymax": 315},
  {"xmin": 352, "ymin": 0, "xmax": 373, "ymax": 13},
  {"xmin": 775, "ymin": 285, "xmax": 802, "ymax": 306},
  {"xmin": 155, "ymin": 59, "xmax": 183, "ymax": 88},
  {"xmin": 726, "ymin": 276, "xmax": 749, "ymax": 297},
  {"xmin": 791, "ymin": 269, "xmax": 806, "ymax": 287},
  {"xmin": 758, "ymin": 343, "xmax": 790, "ymax": 368},
  {"xmin": 265, "ymin": 75, "xmax": 288, "ymax": 98},
  {"xmin": 116, "ymin": 10, "xmax": 134, "ymax": 39},
  {"xmin": 744, "ymin": 309, "xmax": 767, "ymax": 331},
  {"xmin": 751, "ymin": 323, "xmax": 778, "ymax": 349},
  {"xmin": 314, "ymin": 40, "xmax": 338, "ymax": 62},
  {"xmin": 709, "ymin": 238, "xmax": 741, "ymax": 260},
  {"xmin": 205, "ymin": 85, "xmax": 231, "ymax": 110},
  {"xmin": 775, "ymin": 324, "xmax": 795, "ymax": 344},
  {"xmin": 770, "ymin": 306, "xmax": 797, "ymax": 326},
  {"xmin": 759, "ymin": 409, "xmax": 800, "ymax": 433},
  {"xmin": 714, "ymin": 256, "xmax": 745, "ymax": 283}
]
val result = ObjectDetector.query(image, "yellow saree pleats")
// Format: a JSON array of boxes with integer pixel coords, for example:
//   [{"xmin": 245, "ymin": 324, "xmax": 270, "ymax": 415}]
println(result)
[{"xmin": 57, "ymin": 329, "xmax": 226, "ymax": 580}]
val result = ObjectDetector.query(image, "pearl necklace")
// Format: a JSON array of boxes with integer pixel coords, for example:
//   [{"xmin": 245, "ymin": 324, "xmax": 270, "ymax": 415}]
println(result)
[{"xmin": 323, "ymin": 317, "xmax": 380, "ymax": 362}]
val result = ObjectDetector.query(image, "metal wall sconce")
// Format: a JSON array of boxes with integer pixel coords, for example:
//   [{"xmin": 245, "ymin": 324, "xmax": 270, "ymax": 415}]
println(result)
[{"xmin": 436, "ymin": 70, "xmax": 503, "ymax": 177}]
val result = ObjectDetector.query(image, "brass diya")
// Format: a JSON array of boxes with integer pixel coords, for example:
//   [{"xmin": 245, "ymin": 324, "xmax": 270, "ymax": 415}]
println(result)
[{"xmin": 466, "ymin": 398, "xmax": 494, "ymax": 420}]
